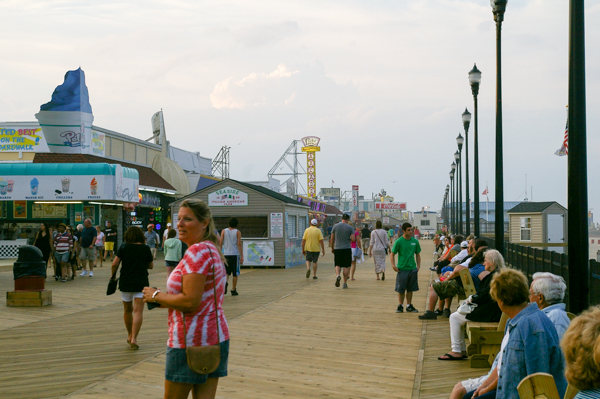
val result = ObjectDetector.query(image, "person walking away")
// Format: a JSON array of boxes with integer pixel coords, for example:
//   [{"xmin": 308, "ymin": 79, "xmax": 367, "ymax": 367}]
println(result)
[
  {"xmin": 302, "ymin": 219, "xmax": 325, "ymax": 279},
  {"xmin": 74, "ymin": 224, "xmax": 83, "ymax": 270},
  {"xmin": 369, "ymin": 220, "xmax": 389, "ymax": 280},
  {"xmin": 79, "ymin": 218, "xmax": 97, "ymax": 277},
  {"xmin": 220, "ymin": 217, "xmax": 243, "ymax": 296},
  {"xmin": 350, "ymin": 227, "xmax": 362, "ymax": 281},
  {"xmin": 361, "ymin": 225, "xmax": 371, "ymax": 253},
  {"xmin": 142, "ymin": 199, "xmax": 229, "ymax": 399},
  {"xmin": 391, "ymin": 223, "xmax": 421, "ymax": 313},
  {"xmin": 387, "ymin": 226, "xmax": 394, "ymax": 246},
  {"xmin": 95, "ymin": 225, "xmax": 105, "ymax": 267},
  {"xmin": 144, "ymin": 224, "xmax": 160, "ymax": 260},
  {"xmin": 53, "ymin": 223, "xmax": 73, "ymax": 283},
  {"xmin": 67, "ymin": 227, "xmax": 78, "ymax": 280},
  {"xmin": 104, "ymin": 221, "xmax": 118, "ymax": 261},
  {"xmin": 164, "ymin": 229, "xmax": 187, "ymax": 276},
  {"xmin": 162, "ymin": 222, "xmax": 173, "ymax": 250},
  {"xmin": 34, "ymin": 223, "xmax": 52, "ymax": 271},
  {"xmin": 330, "ymin": 214, "xmax": 355, "ymax": 289},
  {"xmin": 111, "ymin": 226, "xmax": 153, "ymax": 350}
]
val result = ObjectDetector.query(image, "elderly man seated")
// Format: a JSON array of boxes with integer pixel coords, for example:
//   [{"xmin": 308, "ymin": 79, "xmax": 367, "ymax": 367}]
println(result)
[{"xmin": 528, "ymin": 272, "xmax": 570, "ymax": 340}]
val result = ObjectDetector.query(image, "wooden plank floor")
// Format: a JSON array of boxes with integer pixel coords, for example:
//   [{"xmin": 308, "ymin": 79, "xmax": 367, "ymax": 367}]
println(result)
[{"xmin": 0, "ymin": 240, "xmax": 488, "ymax": 398}]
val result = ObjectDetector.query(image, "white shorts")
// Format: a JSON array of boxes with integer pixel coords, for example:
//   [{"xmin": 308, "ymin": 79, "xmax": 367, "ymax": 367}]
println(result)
[
  {"xmin": 461, "ymin": 375, "xmax": 488, "ymax": 393},
  {"xmin": 121, "ymin": 292, "xmax": 144, "ymax": 302}
]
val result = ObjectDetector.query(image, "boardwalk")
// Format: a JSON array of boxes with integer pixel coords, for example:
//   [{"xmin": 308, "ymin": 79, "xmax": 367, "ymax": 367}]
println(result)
[{"xmin": 0, "ymin": 241, "xmax": 484, "ymax": 398}]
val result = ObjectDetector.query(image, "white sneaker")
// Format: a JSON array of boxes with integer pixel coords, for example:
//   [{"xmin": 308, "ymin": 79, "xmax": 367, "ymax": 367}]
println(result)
[
  {"xmin": 80, "ymin": 271, "xmax": 88, "ymax": 276},
  {"xmin": 89, "ymin": 271, "xmax": 94, "ymax": 277}
]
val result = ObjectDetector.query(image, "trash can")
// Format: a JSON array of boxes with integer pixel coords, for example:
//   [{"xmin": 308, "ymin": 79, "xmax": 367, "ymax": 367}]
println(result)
[{"xmin": 7, "ymin": 245, "xmax": 52, "ymax": 307}]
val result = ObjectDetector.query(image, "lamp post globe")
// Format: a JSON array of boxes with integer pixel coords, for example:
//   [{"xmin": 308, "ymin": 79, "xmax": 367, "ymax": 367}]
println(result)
[
  {"xmin": 469, "ymin": 64, "xmax": 482, "ymax": 236},
  {"xmin": 462, "ymin": 109, "xmax": 471, "ymax": 235}
]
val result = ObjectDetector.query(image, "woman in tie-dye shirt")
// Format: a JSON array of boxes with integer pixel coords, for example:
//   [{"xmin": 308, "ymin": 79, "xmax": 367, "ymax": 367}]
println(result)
[{"xmin": 143, "ymin": 199, "xmax": 229, "ymax": 399}]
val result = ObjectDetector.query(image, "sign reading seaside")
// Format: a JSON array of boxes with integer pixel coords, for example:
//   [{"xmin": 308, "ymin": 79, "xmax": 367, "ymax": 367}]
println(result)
[{"xmin": 208, "ymin": 187, "xmax": 248, "ymax": 206}]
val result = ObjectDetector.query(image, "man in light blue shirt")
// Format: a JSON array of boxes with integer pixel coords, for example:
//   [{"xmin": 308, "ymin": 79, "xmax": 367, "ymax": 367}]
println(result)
[{"xmin": 529, "ymin": 272, "xmax": 571, "ymax": 340}]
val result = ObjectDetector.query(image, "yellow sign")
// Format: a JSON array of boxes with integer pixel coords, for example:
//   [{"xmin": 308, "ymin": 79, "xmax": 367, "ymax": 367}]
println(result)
[{"xmin": 301, "ymin": 136, "xmax": 320, "ymax": 198}]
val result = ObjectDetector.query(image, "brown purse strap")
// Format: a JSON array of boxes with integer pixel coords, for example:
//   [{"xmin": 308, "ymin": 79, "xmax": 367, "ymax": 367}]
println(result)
[{"xmin": 182, "ymin": 244, "xmax": 220, "ymax": 349}]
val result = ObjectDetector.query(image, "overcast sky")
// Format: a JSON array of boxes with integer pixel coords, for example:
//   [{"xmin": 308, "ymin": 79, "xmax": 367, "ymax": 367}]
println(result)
[{"xmin": 2, "ymin": 0, "xmax": 600, "ymax": 217}]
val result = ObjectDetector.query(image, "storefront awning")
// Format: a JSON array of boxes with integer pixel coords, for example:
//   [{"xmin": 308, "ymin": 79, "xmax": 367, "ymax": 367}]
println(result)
[{"xmin": 0, "ymin": 162, "xmax": 139, "ymax": 202}]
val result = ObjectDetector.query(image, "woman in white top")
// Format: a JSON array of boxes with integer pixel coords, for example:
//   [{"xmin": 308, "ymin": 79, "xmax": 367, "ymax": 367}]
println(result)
[
  {"xmin": 368, "ymin": 220, "xmax": 390, "ymax": 281},
  {"xmin": 95, "ymin": 225, "xmax": 105, "ymax": 267},
  {"xmin": 219, "ymin": 218, "xmax": 243, "ymax": 296}
]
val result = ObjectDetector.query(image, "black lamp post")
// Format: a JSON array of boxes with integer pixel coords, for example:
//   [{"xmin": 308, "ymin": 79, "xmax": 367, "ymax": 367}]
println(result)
[
  {"xmin": 567, "ymin": 0, "xmax": 589, "ymax": 313},
  {"xmin": 454, "ymin": 151, "xmax": 461, "ymax": 234},
  {"xmin": 462, "ymin": 109, "xmax": 471, "ymax": 236},
  {"xmin": 450, "ymin": 169, "xmax": 455, "ymax": 233},
  {"xmin": 469, "ymin": 64, "xmax": 482, "ymax": 236},
  {"xmin": 457, "ymin": 135, "xmax": 464, "ymax": 235},
  {"xmin": 450, "ymin": 162, "xmax": 458, "ymax": 233},
  {"xmin": 491, "ymin": 0, "xmax": 507, "ymax": 254},
  {"xmin": 445, "ymin": 185, "xmax": 450, "ymax": 231}
]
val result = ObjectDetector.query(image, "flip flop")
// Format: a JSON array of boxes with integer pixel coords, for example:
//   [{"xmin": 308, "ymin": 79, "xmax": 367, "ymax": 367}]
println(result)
[
  {"xmin": 131, "ymin": 343, "xmax": 139, "ymax": 350},
  {"xmin": 438, "ymin": 353, "xmax": 464, "ymax": 361}
]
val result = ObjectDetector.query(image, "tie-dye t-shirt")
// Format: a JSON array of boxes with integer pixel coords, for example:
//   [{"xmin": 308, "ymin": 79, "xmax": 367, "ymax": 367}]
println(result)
[{"xmin": 166, "ymin": 241, "xmax": 229, "ymax": 348}]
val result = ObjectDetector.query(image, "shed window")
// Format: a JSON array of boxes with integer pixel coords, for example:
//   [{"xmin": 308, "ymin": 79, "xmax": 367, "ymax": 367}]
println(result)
[
  {"xmin": 287, "ymin": 215, "xmax": 297, "ymax": 238},
  {"xmin": 421, "ymin": 220, "xmax": 430, "ymax": 226},
  {"xmin": 297, "ymin": 216, "xmax": 307, "ymax": 237},
  {"xmin": 520, "ymin": 217, "xmax": 531, "ymax": 241}
]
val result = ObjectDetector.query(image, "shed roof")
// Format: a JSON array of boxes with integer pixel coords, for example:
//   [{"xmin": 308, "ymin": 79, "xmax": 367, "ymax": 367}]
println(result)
[
  {"xmin": 175, "ymin": 178, "xmax": 309, "ymax": 207},
  {"xmin": 507, "ymin": 201, "xmax": 563, "ymax": 213}
]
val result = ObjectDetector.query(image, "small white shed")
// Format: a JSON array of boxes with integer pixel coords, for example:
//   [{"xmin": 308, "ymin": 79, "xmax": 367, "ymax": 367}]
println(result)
[{"xmin": 507, "ymin": 202, "xmax": 567, "ymax": 253}]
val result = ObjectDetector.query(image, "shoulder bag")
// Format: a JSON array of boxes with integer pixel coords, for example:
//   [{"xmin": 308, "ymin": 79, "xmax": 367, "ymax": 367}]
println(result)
[
  {"xmin": 107, "ymin": 243, "xmax": 127, "ymax": 295},
  {"xmin": 182, "ymin": 246, "xmax": 222, "ymax": 374},
  {"xmin": 375, "ymin": 230, "xmax": 389, "ymax": 254},
  {"xmin": 457, "ymin": 295, "xmax": 478, "ymax": 315}
]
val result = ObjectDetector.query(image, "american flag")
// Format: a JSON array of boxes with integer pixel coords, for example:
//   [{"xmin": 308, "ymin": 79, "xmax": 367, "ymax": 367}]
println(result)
[{"xmin": 554, "ymin": 118, "xmax": 568, "ymax": 156}]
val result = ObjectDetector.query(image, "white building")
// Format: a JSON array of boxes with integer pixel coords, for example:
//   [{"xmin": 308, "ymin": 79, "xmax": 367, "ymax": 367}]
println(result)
[{"xmin": 413, "ymin": 208, "xmax": 437, "ymax": 237}]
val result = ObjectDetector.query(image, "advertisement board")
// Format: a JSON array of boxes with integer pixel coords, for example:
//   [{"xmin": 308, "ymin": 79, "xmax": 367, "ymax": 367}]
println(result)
[
  {"xmin": 352, "ymin": 185, "xmax": 359, "ymax": 207},
  {"xmin": 0, "ymin": 125, "xmax": 50, "ymax": 153},
  {"xmin": 301, "ymin": 136, "xmax": 320, "ymax": 198},
  {"xmin": 243, "ymin": 240, "xmax": 274, "ymax": 266},
  {"xmin": 375, "ymin": 202, "xmax": 407, "ymax": 210},
  {"xmin": 208, "ymin": 186, "xmax": 248, "ymax": 206},
  {"xmin": 320, "ymin": 188, "xmax": 340, "ymax": 199}
]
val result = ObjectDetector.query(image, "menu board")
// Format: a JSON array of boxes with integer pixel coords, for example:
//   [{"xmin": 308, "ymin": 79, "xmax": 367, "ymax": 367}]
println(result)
[{"xmin": 32, "ymin": 204, "xmax": 68, "ymax": 219}]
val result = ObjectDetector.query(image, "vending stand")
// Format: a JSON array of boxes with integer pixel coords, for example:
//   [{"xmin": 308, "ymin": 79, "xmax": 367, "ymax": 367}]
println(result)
[{"xmin": 170, "ymin": 179, "xmax": 309, "ymax": 268}]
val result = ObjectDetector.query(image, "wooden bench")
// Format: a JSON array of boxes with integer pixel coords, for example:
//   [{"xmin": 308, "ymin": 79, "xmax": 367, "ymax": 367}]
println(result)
[
  {"xmin": 518, "ymin": 373, "xmax": 578, "ymax": 399},
  {"xmin": 466, "ymin": 313, "xmax": 508, "ymax": 368}
]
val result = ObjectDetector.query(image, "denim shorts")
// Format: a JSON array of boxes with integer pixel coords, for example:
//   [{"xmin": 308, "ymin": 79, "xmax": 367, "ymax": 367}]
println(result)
[
  {"xmin": 54, "ymin": 251, "xmax": 70, "ymax": 264},
  {"xmin": 165, "ymin": 340, "xmax": 229, "ymax": 384}
]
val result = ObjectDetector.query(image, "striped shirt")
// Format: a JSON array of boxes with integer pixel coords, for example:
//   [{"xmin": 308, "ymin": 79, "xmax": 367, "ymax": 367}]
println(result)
[
  {"xmin": 53, "ymin": 232, "xmax": 73, "ymax": 253},
  {"xmin": 166, "ymin": 241, "xmax": 229, "ymax": 348}
]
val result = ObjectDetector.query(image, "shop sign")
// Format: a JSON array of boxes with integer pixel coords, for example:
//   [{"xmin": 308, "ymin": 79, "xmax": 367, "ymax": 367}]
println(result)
[
  {"xmin": 208, "ymin": 186, "xmax": 248, "ymax": 206},
  {"xmin": 352, "ymin": 185, "xmax": 359, "ymax": 207},
  {"xmin": 139, "ymin": 191, "xmax": 161, "ymax": 207},
  {"xmin": 0, "ymin": 125, "xmax": 50, "ymax": 153},
  {"xmin": 270, "ymin": 212, "xmax": 284, "ymax": 238},
  {"xmin": 243, "ymin": 240, "xmax": 274, "ymax": 266},
  {"xmin": 320, "ymin": 188, "xmax": 340, "ymax": 199},
  {"xmin": 375, "ymin": 202, "xmax": 407, "ymax": 210},
  {"xmin": 383, "ymin": 217, "xmax": 390, "ymax": 224},
  {"xmin": 301, "ymin": 136, "xmax": 320, "ymax": 198}
]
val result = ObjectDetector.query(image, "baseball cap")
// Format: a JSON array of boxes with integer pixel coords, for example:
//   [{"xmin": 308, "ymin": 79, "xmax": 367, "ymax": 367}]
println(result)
[
  {"xmin": 460, "ymin": 241, "xmax": 469, "ymax": 248},
  {"xmin": 342, "ymin": 214, "xmax": 350, "ymax": 220},
  {"xmin": 147, "ymin": 224, "xmax": 154, "ymax": 228},
  {"xmin": 311, "ymin": 219, "xmax": 318, "ymax": 225},
  {"xmin": 167, "ymin": 223, "xmax": 172, "ymax": 226}
]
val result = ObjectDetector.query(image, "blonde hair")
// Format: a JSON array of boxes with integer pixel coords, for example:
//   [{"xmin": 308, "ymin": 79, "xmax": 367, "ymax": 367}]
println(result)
[
  {"xmin": 561, "ymin": 306, "xmax": 600, "ymax": 391},
  {"xmin": 484, "ymin": 249, "xmax": 505, "ymax": 271},
  {"xmin": 490, "ymin": 268, "xmax": 529, "ymax": 307},
  {"xmin": 179, "ymin": 199, "xmax": 224, "ymax": 261}
]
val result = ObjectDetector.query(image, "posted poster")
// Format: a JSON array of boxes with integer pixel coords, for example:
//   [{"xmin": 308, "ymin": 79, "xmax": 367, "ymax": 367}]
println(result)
[
  {"xmin": 83, "ymin": 205, "xmax": 95, "ymax": 224},
  {"xmin": 75, "ymin": 212, "xmax": 82, "ymax": 223},
  {"xmin": 13, "ymin": 200, "xmax": 27, "ymax": 218},
  {"xmin": 270, "ymin": 212, "xmax": 283, "ymax": 238},
  {"xmin": 32, "ymin": 204, "xmax": 44, "ymax": 218},
  {"xmin": 285, "ymin": 238, "xmax": 305, "ymax": 268},
  {"xmin": 243, "ymin": 241, "xmax": 274, "ymax": 266}
]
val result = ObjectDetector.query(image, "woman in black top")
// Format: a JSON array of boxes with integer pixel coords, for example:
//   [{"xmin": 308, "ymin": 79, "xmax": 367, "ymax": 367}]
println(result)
[
  {"xmin": 33, "ymin": 223, "xmax": 52, "ymax": 268},
  {"xmin": 111, "ymin": 226, "xmax": 153, "ymax": 350}
]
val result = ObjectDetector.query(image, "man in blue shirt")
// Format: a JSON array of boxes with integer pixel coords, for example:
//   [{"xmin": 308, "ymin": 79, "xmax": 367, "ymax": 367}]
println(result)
[{"xmin": 79, "ymin": 218, "xmax": 97, "ymax": 277}]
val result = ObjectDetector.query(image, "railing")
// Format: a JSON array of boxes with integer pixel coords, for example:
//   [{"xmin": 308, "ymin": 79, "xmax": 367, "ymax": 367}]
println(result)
[{"xmin": 480, "ymin": 237, "xmax": 600, "ymax": 311}]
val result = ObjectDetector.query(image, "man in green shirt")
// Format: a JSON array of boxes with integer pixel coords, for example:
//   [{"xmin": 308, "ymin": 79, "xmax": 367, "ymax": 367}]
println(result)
[{"xmin": 391, "ymin": 222, "xmax": 421, "ymax": 313}]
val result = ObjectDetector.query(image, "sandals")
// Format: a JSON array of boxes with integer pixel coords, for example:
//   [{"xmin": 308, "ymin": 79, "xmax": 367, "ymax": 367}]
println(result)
[{"xmin": 438, "ymin": 353, "xmax": 465, "ymax": 361}]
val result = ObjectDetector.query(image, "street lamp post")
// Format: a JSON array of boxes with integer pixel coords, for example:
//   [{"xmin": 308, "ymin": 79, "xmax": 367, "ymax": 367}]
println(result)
[
  {"xmin": 457, "ymin": 135, "xmax": 465, "ymax": 235},
  {"xmin": 567, "ymin": 0, "xmax": 589, "ymax": 313},
  {"xmin": 445, "ymin": 185, "xmax": 450, "ymax": 231},
  {"xmin": 454, "ymin": 151, "xmax": 461, "ymax": 234},
  {"xmin": 469, "ymin": 64, "xmax": 482, "ymax": 236},
  {"xmin": 450, "ymin": 169, "xmax": 455, "ymax": 233},
  {"xmin": 491, "ymin": 0, "xmax": 507, "ymax": 255},
  {"xmin": 451, "ymin": 162, "xmax": 456, "ymax": 232},
  {"xmin": 462, "ymin": 109, "xmax": 471, "ymax": 236}
]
